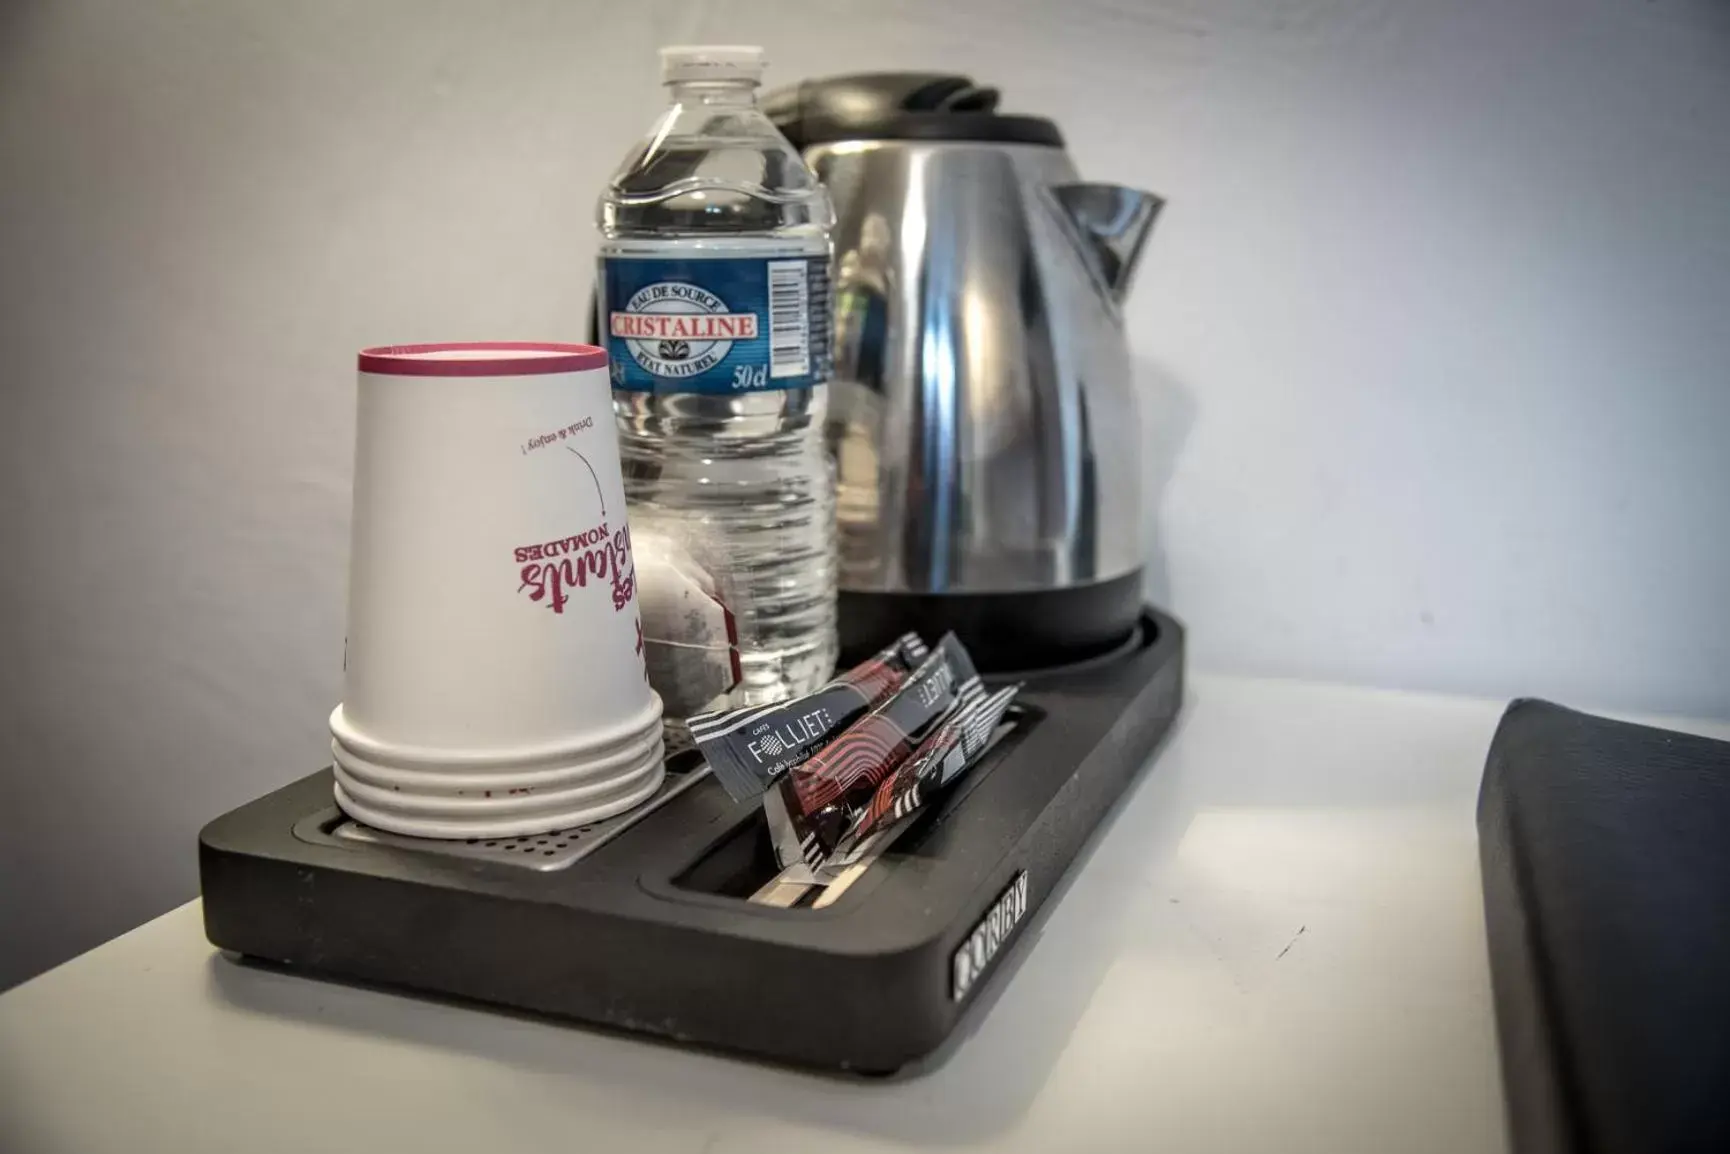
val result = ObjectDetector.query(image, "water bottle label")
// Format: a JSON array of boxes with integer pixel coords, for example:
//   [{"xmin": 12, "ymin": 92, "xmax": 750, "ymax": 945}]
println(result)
[{"xmin": 600, "ymin": 254, "xmax": 830, "ymax": 393}]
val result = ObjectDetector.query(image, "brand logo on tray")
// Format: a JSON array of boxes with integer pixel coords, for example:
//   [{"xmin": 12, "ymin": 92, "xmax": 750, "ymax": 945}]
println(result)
[
  {"xmin": 610, "ymin": 282, "xmax": 756, "ymax": 379},
  {"xmin": 952, "ymin": 871, "xmax": 1030, "ymax": 1002}
]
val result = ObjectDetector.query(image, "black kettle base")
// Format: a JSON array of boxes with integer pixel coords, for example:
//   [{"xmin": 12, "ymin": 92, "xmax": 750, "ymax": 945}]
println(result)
[{"xmin": 838, "ymin": 571, "xmax": 1145, "ymax": 673}]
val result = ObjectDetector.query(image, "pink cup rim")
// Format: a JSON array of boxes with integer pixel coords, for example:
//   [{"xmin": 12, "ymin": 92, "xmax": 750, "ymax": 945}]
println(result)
[{"xmin": 358, "ymin": 342, "xmax": 608, "ymax": 377}]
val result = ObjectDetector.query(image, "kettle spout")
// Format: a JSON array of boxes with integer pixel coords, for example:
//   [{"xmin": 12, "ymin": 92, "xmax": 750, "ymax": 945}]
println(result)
[{"xmin": 1050, "ymin": 183, "xmax": 1162, "ymax": 304}]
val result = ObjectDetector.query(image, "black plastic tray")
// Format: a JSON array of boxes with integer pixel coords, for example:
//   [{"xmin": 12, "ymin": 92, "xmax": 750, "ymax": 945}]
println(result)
[{"xmin": 199, "ymin": 608, "xmax": 1184, "ymax": 1075}]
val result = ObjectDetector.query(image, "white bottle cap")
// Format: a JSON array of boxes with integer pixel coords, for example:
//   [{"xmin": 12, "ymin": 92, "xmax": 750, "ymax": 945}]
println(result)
[{"xmin": 660, "ymin": 45, "xmax": 765, "ymax": 84}]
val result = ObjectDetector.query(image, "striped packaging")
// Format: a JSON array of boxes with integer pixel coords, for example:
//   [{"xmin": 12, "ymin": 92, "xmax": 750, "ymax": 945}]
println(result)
[
  {"xmin": 768, "ymin": 633, "xmax": 981, "ymax": 867},
  {"xmin": 825, "ymin": 683, "xmax": 1021, "ymax": 867},
  {"xmin": 687, "ymin": 632, "xmax": 928, "ymax": 801}
]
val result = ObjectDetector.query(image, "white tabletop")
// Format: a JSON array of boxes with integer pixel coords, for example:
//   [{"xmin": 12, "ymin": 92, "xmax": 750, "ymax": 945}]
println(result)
[{"xmin": 0, "ymin": 673, "xmax": 1566, "ymax": 1153}]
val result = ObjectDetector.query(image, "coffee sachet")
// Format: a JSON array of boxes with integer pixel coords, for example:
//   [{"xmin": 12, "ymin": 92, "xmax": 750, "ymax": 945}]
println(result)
[
  {"xmin": 764, "ymin": 633, "xmax": 981, "ymax": 869},
  {"xmin": 689, "ymin": 633, "xmax": 928, "ymax": 801},
  {"xmin": 826, "ymin": 683, "xmax": 1020, "ymax": 867}
]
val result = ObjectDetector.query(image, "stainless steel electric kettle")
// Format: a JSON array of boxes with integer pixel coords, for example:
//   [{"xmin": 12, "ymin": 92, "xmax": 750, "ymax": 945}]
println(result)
[{"xmin": 764, "ymin": 73, "xmax": 1161, "ymax": 669}]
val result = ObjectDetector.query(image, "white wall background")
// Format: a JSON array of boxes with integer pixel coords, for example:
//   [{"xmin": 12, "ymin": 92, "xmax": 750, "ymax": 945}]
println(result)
[{"xmin": 2, "ymin": 0, "xmax": 1727, "ymax": 990}]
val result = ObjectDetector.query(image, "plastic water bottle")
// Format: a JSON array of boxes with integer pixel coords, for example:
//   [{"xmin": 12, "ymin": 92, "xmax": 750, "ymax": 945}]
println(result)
[{"xmin": 598, "ymin": 46, "xmax": 836, "ymax": 708}]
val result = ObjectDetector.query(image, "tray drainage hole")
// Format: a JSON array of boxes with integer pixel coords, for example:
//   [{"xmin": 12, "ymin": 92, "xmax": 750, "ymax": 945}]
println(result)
[
  {"xmin": 535, "ymin": 838, "xmax": 549, "ymax": 845},
  {"xmin": 542, "ymin": 850, "xmax": 555, "ymax": 856},
  {"xmin": 553, "ymin": 842, "xmax": 568, "ymax": 849}
]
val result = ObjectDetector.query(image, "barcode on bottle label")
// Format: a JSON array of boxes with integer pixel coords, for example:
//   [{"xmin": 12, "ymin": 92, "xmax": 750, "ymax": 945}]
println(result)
[{"xmin": 767, "ymin": 260, "xmax": 810, "ymax": 379}]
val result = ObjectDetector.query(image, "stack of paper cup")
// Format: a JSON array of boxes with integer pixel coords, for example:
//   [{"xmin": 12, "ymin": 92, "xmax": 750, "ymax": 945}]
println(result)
[{"xmin": 329, "ymin": 342, "xmax": 663, "ymax": 838}]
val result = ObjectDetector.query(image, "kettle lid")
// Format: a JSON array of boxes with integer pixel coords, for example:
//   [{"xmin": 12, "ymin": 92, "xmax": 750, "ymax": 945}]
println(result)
[{"xmin": 762, "ymin": 72, "xmax": 1064, "ymax": 150}]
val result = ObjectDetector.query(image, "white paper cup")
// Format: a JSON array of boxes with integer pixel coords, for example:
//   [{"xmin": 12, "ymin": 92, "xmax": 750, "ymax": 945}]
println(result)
[
  {"xmin": 329, "ymin": 714, "xmax": 664, "ymax": 799},
  {"xmin": 332, "ymin": 737, "xmax": 664, "ymax": 818},
  {"xmin": 329, "ymin": 691, "xmax": 662, "ymax": 776},
  {"xmin": 332, "ymin": 742, "xmax": 664, "ymax": 839},
  {"xmin": 331, "ymin": 342, "xmax": 663, "ymax": 838}
]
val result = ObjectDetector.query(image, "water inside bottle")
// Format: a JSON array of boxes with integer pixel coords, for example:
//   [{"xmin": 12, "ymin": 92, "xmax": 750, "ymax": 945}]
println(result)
[{"xmin": 599, "ymin": 56, "xmax": 838, "ymax": 707}]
